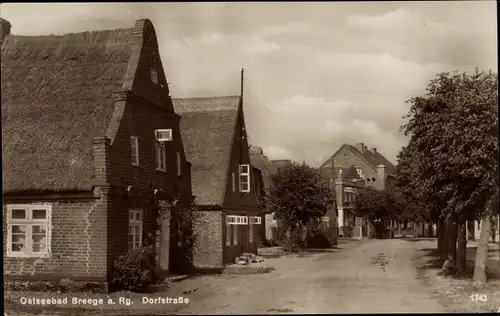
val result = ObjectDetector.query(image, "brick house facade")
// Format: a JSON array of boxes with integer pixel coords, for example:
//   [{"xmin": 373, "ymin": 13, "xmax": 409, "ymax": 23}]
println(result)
[
  {"xmin": 1, "ymin": 19, "xmax": 191, "ymax": 287},
  {"xmin": 173, "ymin": 94, "xmax": 262, "ymax": 267},
  {"xmin": 320, "ymin": 143, "xmax": 396, "ymax": 238}
]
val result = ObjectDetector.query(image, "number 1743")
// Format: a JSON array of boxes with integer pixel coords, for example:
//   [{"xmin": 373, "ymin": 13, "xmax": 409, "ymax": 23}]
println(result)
[{"xmin": 470, "ymin": 294, "xmax": 488, "ymax": 302}]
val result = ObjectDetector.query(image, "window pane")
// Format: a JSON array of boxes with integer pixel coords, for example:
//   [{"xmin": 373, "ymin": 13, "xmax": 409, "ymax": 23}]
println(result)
[
  {"xmin": 233, "ymin": 226, "xmax": 238, "ymax": 245},
  {"xmin": 12, "ymin": 225, "xmax": 26, "ymax": 234},
  {"xmin": 11, "ymin": 209, "xmax": 26, "ymax": 219},
  {"xmin": 12, "ymin": 234, "xmax": 26, "ymax": 243},
  {"xmin": 128, "ymin": 234, "xmax": 133, "ymax": 243},
  {"xmin": 12, "ymin": 243, "xmax": 25, "ymax": 251},
  {"xmin": 226, "ymin": 225, "xmax": 231, "ymax": 246},
  {"xmin": 32, "ymin": 209, "xmax": 47, "ymax": 219},
  {"xmin": 129, "ymin": 212, "xmax": 134, "ymax": 221},
  {"xmin": 135, "ymin": 212, "xmax": 141, "ymax": 221},
  {"xmin": 32, "ymin": 225, "xmax": 47, "ymax": 234}
]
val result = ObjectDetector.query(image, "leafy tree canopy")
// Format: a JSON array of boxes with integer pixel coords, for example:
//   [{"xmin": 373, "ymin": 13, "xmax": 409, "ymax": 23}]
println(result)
[
  {"xmin": 398, "ymin": 69, "xmax": 498, "ymax": 221},
  {"xmin": 263, "ymin": 162, "xmax": 335, "ymax": 229}
]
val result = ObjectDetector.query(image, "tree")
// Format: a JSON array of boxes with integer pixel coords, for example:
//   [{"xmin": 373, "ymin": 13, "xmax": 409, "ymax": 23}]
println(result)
[
  {"xmin": 354, "ymin": 187, "xmax": 403, "ymax": 238},
  {"xmin": 400, "ymin": 68, "xmax": 498, "ymax": 280},
  {"xmin": 263, "ymin": 162, "xmax": 335, "ymax": 250}
]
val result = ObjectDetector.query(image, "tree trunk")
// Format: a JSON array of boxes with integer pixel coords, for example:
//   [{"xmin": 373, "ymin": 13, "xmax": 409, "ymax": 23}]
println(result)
[
  {"xmin": 438, "ymin": 217, "xmax": 447, "ymax": 261},
  {"xmin": 427, "ymin": 221, "xmax": 434, "ymax": 238},
  {"xmin": 456, "ymin": 220, "xmax": 467, "ymax": 277},
  {"xmin": 421, "ymin": 222, "xmax": 425, "ymax": 237},
  {"xmin": 474, "ymin": 216, "xmax": 492, "ymax": 285},
  {"xmin": 439, "ymin": 217, "xmax": 457, "ymax": 275}
]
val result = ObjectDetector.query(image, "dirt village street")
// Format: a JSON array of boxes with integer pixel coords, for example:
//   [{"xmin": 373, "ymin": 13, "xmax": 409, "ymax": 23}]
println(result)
[{"xmin": 5, "ymin": 238, "xmax": 500, "ymax": 315}]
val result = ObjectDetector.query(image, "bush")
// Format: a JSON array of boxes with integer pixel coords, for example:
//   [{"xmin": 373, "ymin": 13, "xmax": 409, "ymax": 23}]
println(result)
[
  {"xmin": 260, "ymin": 238, "xmax": 280, "ymax": 247},
  {"xmin": 279, "ymin": 226, "xmax": 303, "ymax": 252},
  {"xmin": 170, "ymin": 205, "xmax": 196, "ymax": 274},
  {"xmin": 111, "ymin": 243, "xmax": 156, "ymax": 292},
  {"xmin": 306, "ymin": 224, "xmax": 337, "ymax": 248},
  {"xmin": 341, "ymin": 226, "xmax": 353, "ymax": 238}
]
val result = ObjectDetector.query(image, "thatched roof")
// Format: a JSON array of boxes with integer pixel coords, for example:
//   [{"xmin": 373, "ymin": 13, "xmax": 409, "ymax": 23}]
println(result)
[
  {"xmin": 249, "ymin": 146, "xmax": 273, "ymax": 190},
  {"xmin": 1, "ymin": 27, "xmax": 137, "ymax": 194},
  {"xmin": 173, "ymin": 96, "xmax": 241, "ymax": 206}
]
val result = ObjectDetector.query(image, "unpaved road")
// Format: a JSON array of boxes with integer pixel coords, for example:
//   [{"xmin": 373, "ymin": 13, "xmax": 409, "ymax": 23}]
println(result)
[
  {"xmin": 5, "ymin": 239, "xmax": 450, "ymax": 315},
  {"xmin": 171, "ymin": 239, "xmax": 445, "ymax": 314}
]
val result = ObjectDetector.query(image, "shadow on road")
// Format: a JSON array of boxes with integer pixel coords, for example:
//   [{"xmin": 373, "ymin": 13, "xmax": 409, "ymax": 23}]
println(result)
[{"xmin": 402, "ymin": 237, "xmax": 438, "ymax": 242}]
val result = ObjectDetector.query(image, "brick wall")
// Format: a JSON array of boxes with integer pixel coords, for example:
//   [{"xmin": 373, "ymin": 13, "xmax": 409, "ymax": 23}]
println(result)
[
  {"xmin": 3, "ymin": 198, "xmax": 107, "ymax": 281},
  {"xmin": 101, "ymin": 19, "xmax": 192, "ymax": 274},
  {"xmin": 192, "ymin": 211, "xmax": 223, "ymax": 267}
]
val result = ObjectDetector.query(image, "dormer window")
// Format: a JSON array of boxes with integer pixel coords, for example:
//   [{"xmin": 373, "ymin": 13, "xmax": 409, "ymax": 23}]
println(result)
[{"xmin": 150, "ymin": 68, "xmax": 158, "ymax": 84}]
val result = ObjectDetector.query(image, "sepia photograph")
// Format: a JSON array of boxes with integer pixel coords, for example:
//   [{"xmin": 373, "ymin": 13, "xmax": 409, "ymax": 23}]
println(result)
[{"xmin": 1, "ymin": 1, "xmax": 498, "ymax": 315}]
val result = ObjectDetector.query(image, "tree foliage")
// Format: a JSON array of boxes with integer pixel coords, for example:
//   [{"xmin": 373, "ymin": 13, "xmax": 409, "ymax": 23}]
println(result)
[
  {"xmin": 263, "ymin": 162, "xmax": 335, "ymax": 230},
  {"xmin": 398, "ymin": 69, "xmax": 498, "ymax": 222},
  {"xmin": 354, "ymin": 187, "xmax": 404, "ymax": 221}
]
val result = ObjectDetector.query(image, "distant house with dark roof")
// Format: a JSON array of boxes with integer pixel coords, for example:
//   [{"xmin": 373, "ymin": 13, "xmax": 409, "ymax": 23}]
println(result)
[
  {"xmin": 319, "ymin": 143, "xmax": 396, "ymax": 239},
  {"xmin": 173, "ymin": 93, "xmax": 261, "ymax": 267},
  {"xmin": 1, "ymin": 18, "xmax": 192, "ymax": 288}
]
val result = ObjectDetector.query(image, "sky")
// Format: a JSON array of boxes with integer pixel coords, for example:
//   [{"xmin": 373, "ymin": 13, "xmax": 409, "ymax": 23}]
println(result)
[{"xmin": 1, "ymin": 2, "xmax": 497, "ymax": 166}]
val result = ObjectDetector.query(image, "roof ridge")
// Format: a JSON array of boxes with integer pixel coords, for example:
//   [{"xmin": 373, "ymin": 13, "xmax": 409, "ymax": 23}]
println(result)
[
  {"xmin": 8, "ymin": 27, "xmax": 135, "ymax": 38},
  {"xmin": 173, "ymin": 95, "xmax": 240, "ymax": 100}
]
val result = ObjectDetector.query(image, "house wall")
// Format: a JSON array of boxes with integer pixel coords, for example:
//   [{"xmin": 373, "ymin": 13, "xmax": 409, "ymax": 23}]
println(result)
[
  {"xmin": 219, "ymin": 104, "xmax": 261, "ymax": 262},
  {"xmin": 223, "ymin": 105, "xmax": 260, "ymax": 210},
  {"xmin": 331, "ymin": 146, "xmax": 378, "ymax": 185},
  {"xmin": 102, "ymin": 19, "xmax": 192, "ymax": 274},
  {"xmin": 192, "ymin": 210, "xmax": 223, "ymax": 268},
  {"xmin": 3, "ymin": 198, "xmax": 107, "ymax": 281}
]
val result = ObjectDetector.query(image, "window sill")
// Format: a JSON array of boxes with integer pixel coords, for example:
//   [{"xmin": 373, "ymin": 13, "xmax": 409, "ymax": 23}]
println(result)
[
  {"xmin": 132, "ymin": 164, "xmax": 142, "ymax": 168},
  {"xmin": 6, "ymin": 252, "xmax": 51, "ymax": 259}
]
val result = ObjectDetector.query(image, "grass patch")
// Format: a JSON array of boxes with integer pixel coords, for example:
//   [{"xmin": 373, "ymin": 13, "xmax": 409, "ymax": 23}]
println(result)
[{"xmin": 414, "ymin": 245, "xmax": 500, "ymax": 313}]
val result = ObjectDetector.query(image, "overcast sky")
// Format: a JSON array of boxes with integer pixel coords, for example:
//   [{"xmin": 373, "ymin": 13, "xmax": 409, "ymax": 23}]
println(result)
[{"xmin": 1, "ymin": 2, "xmax": 497, "ymax": 166}]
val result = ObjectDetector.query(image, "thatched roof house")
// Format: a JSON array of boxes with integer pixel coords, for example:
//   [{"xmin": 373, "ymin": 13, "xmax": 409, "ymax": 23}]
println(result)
[
  {"xmin": 173, "ymin": 96, "xmax": 240, "ymax": 205},
  {"xmin": 1, "ymin": 25, "xmax": 136, "ymax": 194}
]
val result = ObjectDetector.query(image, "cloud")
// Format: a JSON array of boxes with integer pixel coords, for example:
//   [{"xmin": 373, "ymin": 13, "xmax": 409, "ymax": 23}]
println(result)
[
  {"xmin": 1, "ymin": 2, "xmax": 496, "ymax": 167},
  {"xmin": 245, "ymin": 36, "xmax": 281, "ymax": 55},
  {"xmin": 347, "ymin": 8, "xmax": 420, "ymax": 31},
  {"xmin": 260, "ymin": 22, "xmax": 313, "ymax": 36}
]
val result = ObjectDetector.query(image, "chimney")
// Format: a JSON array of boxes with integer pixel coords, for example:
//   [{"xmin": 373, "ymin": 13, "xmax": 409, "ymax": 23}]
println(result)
[
  {"xmin": 370, "ymin": 147, "xmax": 377, "ymax": 153},
  {"xmin": 355, "ymin": 143, "xmax": 365, "ymax": 152},
  {"xmin": 336, "ymin": 168, "xmax": 343, "ymax": 182},
  {"xmin": 1, "ymin": 18, "xmax": 12, "ymax": 42},
  {"xmin": 377, "ymin": 164, "xmax": 387, "ymax": 189}
]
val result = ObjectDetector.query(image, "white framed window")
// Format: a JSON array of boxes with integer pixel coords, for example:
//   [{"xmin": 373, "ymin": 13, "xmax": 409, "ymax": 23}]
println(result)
[
  {"xmin": 6, "ymin": 204, "xmax": 51, "ymax": 258},
  {"xmin": 176, "ymin": 151, "xmax": 182, "ymax": 176},
  {"xmin": 250, "ymin": 216, "xmax": 261, "ymax": 225},
  {"xmin": 322, "ymin": 216, "xmax": 330, "ymax": 228},
  {"xmin": 130, "ymin": 136, "xmax": 139, "ymax": 166},
  {"xmin": 239, "ymin": 164, "xmax": 250, "ymax": 192},
  {"xmin": 151, "ymin": 68, "xmax": 158, "ymax": 84},
  {"xmin": 156, "ymin": 141, "xmax": 166, "ymax": 171},
  {"xmin": 356, "ymin": 167, "xmax": 364, "ymax": 178},
  {"xmin": 129, "ymin": 209, "xmax": 143, "ymax": 250},
  {"xmin": 227, "ymin": 215, "xmax": 248, "ymax": 225},
  {"xmin": 155, "ymin": 129, "xmax": 173, "ymax": 142},
  {"xmin": 231, "ymin": 172, "xmax": 236, "ymax": 193}
]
